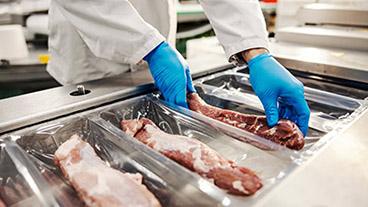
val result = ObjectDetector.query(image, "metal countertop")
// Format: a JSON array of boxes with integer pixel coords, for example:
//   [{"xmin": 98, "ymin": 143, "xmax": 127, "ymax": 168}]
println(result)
[
  {"xmin": 0, "ymin": 60, "xmax": 230, "ymax": 135},
  {"xmin": 259, "ymin": 109, "xmax": 368, "ymax": 207},
  {"xmin": 0, "ymin": 70, "xmax": 154, "ymax": 134}
]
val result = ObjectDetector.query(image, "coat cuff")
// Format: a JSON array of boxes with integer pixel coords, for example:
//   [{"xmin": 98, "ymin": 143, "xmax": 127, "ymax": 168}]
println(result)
[
  {"xmin": 126, "ymin": 31, "xmax": 165, "ymax": 64},
  {"xmin": 223, "ymin": 37, "xmax": 269, "ymax": 62}
]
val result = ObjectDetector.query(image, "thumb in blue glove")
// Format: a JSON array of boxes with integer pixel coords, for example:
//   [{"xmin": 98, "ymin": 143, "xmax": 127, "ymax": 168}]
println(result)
[
  {"xmin": 248, "ymin": 53, "xmax": 310, "ymax": 136},
  {"xmin": 144, "ymin": 42, "xmax": 196, "ymax": 108}
]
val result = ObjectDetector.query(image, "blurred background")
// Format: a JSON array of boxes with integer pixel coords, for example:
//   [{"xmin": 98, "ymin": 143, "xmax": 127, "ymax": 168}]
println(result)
[{"xmin": 0, "ymin": 0, "xmax": 367, "ymax": 99}]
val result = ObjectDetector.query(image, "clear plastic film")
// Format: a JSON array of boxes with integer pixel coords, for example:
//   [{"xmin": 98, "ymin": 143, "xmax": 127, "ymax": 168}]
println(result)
[
  {"xmin": 96, "ymin": 95, "xmax": 299, "ymax": 206},
  {"xmin": 2, "ymin": 117, "xmax": 230, "ymax": 207},
  {"xmin": 0, "ymin": 137, "xmax": 81, "ymax": 207},
  {"xmin": 193, "ymin": 68, "xmax": 368, "ymax": 154}
]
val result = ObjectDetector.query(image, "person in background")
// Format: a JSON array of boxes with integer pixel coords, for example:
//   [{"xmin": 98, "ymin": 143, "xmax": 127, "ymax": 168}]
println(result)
[{"xmin": 47, "ymin": 0, "xmax": 310, "ymax": 136}]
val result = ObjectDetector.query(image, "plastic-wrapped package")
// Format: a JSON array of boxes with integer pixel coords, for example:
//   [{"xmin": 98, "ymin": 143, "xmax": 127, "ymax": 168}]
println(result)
[
  {"xmin": 191, "ymin": 69, "xmax": 368, "ymax": 153},
  {"xmin": 9, "ymin": 117, "xmax": 230, "ymax": 207},
  {"xmin": 98, "ymin": 95, "xmax": 298, "ymax": 205},
  {"xmin": 202, "ymin": 72, "xmax": 363, "ymax": 112},
  {"xmin": 192, "ymin": 84, "xmax": 328, "ymax": 149},
  {"xmin": 0, "ymin": 138, "xmax": 81, "ymax": 207},
  {"xmin": 0, "ymin": 98, "xmax": 300, "ymax": 207}
]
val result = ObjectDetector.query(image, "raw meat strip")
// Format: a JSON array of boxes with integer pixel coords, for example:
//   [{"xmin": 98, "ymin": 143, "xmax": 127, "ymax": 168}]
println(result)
[
  {"xmin": 54, "ymin": 135, "xmax": 161, "ymax": 207},
  {"xmin": 121, "ymin": 118, "xmax": 262, "ymax": 196},
  {"xmin": 187, "ymin": 93, "xmax": 304, "ymax": 150}
]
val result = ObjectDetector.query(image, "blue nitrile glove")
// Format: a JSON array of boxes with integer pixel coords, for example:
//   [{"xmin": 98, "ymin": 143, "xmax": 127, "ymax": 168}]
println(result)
[
  {"xmin": 248, "ymin": 53, "xmax": 310, "ymax": 136},
  {"xmin": 144, "ymin": 42, "xmax": 196, "ymax": 108}
]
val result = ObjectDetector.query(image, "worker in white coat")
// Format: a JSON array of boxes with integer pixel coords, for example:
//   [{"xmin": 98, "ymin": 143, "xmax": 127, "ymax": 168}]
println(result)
[{"xmin": 47, "ymin": 0, "xmax": 310, "ymax": 136}]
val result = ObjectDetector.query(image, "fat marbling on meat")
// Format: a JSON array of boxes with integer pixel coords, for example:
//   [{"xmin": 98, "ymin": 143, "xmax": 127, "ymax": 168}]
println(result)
[
  {"xmin": 187, "ymin": 93, "xmax": 304, "ymax": 150},
  {"xmin": 54, "ymin": 135, "xmax": 161, "ymax": 207},
  {"xmin": 121, "ymin": 118, "xmax": 262, "ymax": 196}
]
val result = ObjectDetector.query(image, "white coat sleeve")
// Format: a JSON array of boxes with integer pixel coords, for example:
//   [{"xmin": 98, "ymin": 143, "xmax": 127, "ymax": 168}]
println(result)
[
  {"xmin": 53, "ymin": 0, "xmax": 165, "ymax": 64},
  {"xmin": 199, "ymin": 0, "xmax": 269, "ymax": 60}
]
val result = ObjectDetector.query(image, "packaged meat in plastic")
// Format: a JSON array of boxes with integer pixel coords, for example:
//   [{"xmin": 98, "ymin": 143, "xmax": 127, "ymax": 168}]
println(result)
[
  {"xmin": 54, "ymin": 134, "xmax": 161, "ymax": 207},
  {"xmin": 187, "ymin": 93, "xmax": 305, "ymax": 150},
  {"xmin": 10, "ymin": 117, "xmax": 225, "ymax": 207},
  {"xmin": 121, "ymin": 118, "xmax": 262, "ymax": 196}
]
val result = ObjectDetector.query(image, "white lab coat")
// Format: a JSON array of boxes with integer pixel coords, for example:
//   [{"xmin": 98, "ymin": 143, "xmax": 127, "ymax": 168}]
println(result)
[{"xmin": 47, "ymin": 0, "xmax": 268, "ymax": 85}]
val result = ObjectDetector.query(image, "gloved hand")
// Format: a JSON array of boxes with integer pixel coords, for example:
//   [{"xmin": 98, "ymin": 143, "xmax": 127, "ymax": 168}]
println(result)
[
  {"xmin": 248, "ymin": 53, "xmax": 310, "ymax": 136},
  {"xmin": 144, "ymin": 41, "xmax": 196, "ymax": 108}
]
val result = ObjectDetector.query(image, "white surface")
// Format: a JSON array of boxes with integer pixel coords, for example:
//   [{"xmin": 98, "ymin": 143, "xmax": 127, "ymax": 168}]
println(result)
[
  {"xmin": 186, "ymin": 36, "xmax": 368, "ymax": 80},
  {"xmin": 298, "ymin": 3, "xmax": 368, "ymax": 26},
  {"xmin": 258, "ymin": 110, "xmax": 368, "ymax": 207},
  {"xmin": 0, "ymin": 0, "xmax": 50, "ymax": 15},
  {"xmin": 186, "ymin": 37, "xmax": 229, "ymax": 73},
  {"xmin": 276, "ymin": 26, "xmax": 368, "ymax": 51},
  {"xmin": 26, "ymin": 14, "xmax": 48, "ymax": 35},
  {"xmin": 0, "ymin": 24, "xmax": 28, "ymax": 60},
  {"xmin": 47, "ymin": 0, "xmax": 172, "ymax": 85},
  {"xmin": 276, "ymin": 1, "xmax": 368, "ymax": 29},
  {"xmin": 176, "ymin": 2, "xmax": 204, "ymax": 14},
  {"xmin": 276, "ymin": 0, "xmax": 315, "ymax": 29}
]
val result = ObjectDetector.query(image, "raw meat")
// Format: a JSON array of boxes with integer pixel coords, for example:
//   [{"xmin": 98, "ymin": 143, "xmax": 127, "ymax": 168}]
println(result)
[
  {"xmin": 54, "ymin": 135, "xmax": 161, "ymax": 207},
  {"xmin": 187, "ymin": 93, "xmax": 304, "ymax": 150},
  {"xmin": 0, "ymin": 198, "xmax": 5, "ymax": 207},
  {"xmin": 121, "ymin": 118, "xmax": 262, "ymax": 196}
]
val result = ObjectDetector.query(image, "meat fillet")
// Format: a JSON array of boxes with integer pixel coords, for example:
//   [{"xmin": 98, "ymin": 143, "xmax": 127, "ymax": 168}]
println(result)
[
  {"xmin": 54, "ymin": 135, "xmax": 161, "ymax": 207},
  {"xmin": 187, "ymin": 93, "xmax": 305, "ymax": 150},
  {"xmin": 0, "ymin": 198, "xmax": 5, "ymax": 207},
  {"xmin": 121, "ymin": 118, "xmax": 262, "ymax": 196}
]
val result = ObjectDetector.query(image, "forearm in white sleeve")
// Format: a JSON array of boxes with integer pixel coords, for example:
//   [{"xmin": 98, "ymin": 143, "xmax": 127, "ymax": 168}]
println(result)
[
  {"xmin": 53, "ymin": 0, "xmax": 165, "ymax": 64},
  {"xmin": 199, "ymin": 0, "xmax": 269, "ymax": 60}
]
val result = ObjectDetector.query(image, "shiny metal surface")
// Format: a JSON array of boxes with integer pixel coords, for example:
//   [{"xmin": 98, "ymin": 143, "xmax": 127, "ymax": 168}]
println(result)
[
  {"xmin": 298, "ymin": 3, "xmax": 368, "ymax": 26},
  {"xmin": 196, "ymin": 70, "xmax": 367, "ymax": 135},
  {"xmin": 258, "ymin": 109, "xmax": 368, "ymax": 207},
  {"xmin": 269, "ymin": 41, "xmax": 368, "ymax": 84},
  {"xmin": 0, "ymin": 64, "xmax": 230, "ymax": 135},
  {"xmin": 193, "ymin": 69, "xmax": 368, "ymax": 206},
  {"xmin": 0, "ymin": 70, "xmax": 155, "ymax": 134},
  {"xmin": 275, "ymin": 26, "xmax": 368, "ymax": 51},
  {"xmin": 7, "ymin": 117, "xmax": 224, "ymax": 206},
  {"xmin": 186, "ymin": 37, "xmax": 368, "ymax": 83}
]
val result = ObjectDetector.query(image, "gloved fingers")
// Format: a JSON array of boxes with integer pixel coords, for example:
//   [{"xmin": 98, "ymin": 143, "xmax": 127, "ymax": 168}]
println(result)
[
  {"xmin": 175, "ymin": 74, "xmax": 189, "ymax": 108},
  {"xmin": 185, "ymin": 67, "xmax": 196, "ymax": 93},
  {"xmin": 278, "ymin": 101, "xmax": 298, "ymax": 122},
  {"xmin": 260, "ymin": 95, "xmax": 279, "ymax": 127},
  {"xmin": 292, "ymin": 97, "xmax": 310, "ymax": 136},
  {"xmin": 282, "ymin": 107, "xmax": 298, "ymax": 123},
  {"xmin": 279, "ymin": 103, "xmax": 291, "ymax": 120},
  {"xmin": 167, "ymin": 87, "xmax": 188, "ymax": 108},
  {"xmin": 164, "ymin": 79, "xmax": 188, "ymax": 108},
  {"xmin": 175, "ymin": 88, "xmax": 189, "ymax": 108}
]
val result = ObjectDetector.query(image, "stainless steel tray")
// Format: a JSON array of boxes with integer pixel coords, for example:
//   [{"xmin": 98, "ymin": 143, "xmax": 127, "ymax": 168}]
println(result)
[
  {"xmin": 95, "ymin": 95, "xmax": 303, "ymax": 206},
  {"xmin": 1, "ymin": 117, "xmax": 228, "ymax": 207},
  {"xmin": 0, "ymin": 94, "xmax": 304, "ymax": 206},
  {"xmin": 0, "ymin": 137, "xmax": 82, "ymax": 207}
]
